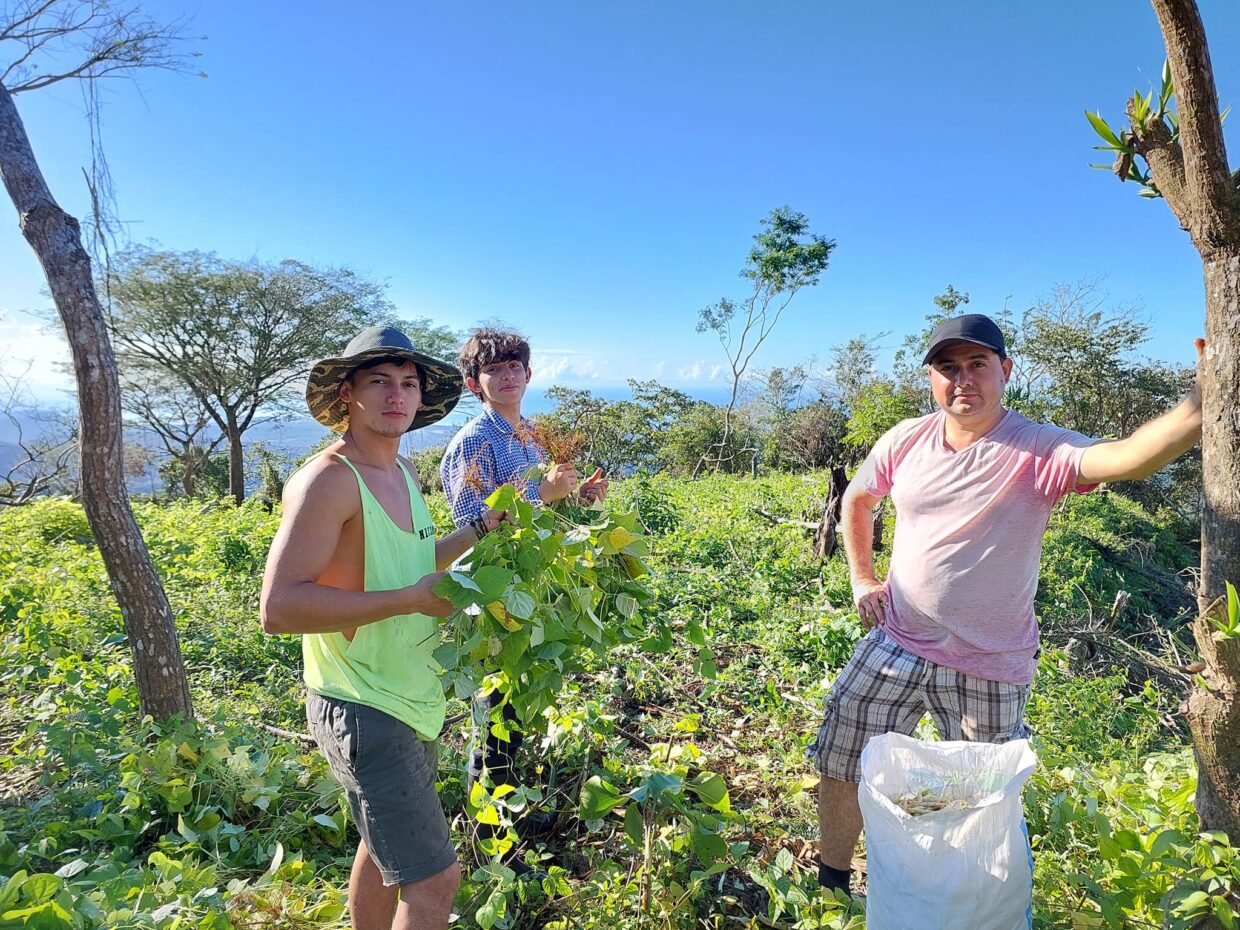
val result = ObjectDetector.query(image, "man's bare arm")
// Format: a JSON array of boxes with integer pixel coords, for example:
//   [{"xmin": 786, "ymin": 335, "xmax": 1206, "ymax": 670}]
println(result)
[
  {"xmin": 1077, "ymin": 339, "xmax": 1204, "ymax": 486},
  {"xmin": 435, "ymin": 526, "xmax": 479, "ymax": 570},
  {"xmin": 841, "ymin": 482, "xmax": 889, "ymax": 628},
  {"xmin": 260, "ymin": 460, "xmax": 449, "ymax": 635}
]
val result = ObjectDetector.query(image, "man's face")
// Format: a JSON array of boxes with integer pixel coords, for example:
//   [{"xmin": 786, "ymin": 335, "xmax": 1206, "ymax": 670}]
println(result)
[
  {"xmin": 928, "ymin": 342, "xmax": 1012, "ymax": 421},
  {"xmin": 339, "ymin": 360, "xmax": 422, "ymax": 437},
  {"xmin": 472, "ymin": 357, "xmax": 531, "ymax": 407}
]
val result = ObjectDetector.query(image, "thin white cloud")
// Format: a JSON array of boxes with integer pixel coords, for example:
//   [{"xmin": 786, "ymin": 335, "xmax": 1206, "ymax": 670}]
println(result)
[
  {"xmin": 531, "ymin": 349, "xmax": 609, "ymax": 383},
  {"xmin": 0, "ymin": 313, "xmax": 71, "ymax": 405},
  {"xmin": 676, "ymin": 359, "xmax": 727, "ymax": 382}
]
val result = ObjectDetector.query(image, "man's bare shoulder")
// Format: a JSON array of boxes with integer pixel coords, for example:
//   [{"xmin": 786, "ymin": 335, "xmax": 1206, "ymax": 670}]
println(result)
[{"xmin": 283, "ymin": 451, "xmax": 361, "ymax": 518}]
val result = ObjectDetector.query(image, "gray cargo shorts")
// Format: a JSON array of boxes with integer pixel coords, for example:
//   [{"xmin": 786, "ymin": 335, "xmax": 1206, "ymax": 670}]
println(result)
[{"xmin": 306, "ymin": 691, "xmax": 458, "ymax": 886}]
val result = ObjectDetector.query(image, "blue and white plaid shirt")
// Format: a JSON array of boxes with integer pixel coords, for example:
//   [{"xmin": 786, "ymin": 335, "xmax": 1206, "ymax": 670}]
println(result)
[{"xmin": 441, "ymin": 407, "xmax": 545, "ymax": 528}]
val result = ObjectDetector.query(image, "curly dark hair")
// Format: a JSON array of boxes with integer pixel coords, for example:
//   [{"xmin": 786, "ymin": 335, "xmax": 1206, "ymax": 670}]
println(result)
[{"xmin": 458, "ymin": 328, "xmax": 531, "ymax": 398}]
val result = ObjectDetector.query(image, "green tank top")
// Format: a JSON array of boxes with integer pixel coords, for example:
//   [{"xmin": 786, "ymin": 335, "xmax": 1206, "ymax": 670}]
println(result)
[{"xmin": 302, "ymin": 453, "xmax": 444, "ymax": 740}]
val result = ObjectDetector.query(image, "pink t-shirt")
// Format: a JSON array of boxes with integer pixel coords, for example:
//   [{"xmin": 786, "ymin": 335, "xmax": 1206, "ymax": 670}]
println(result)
[{"xmin": 854, "ymin": 409, "xmax": 1101, "ymax": 684}]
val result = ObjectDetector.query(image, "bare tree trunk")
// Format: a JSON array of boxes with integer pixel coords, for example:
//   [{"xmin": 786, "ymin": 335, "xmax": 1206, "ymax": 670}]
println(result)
[
  {"xmin": 0, "ymin": 82, "xmax": 192, "ymax": 722},
  {"xmin": 872, "ymin": 498, "xmax": 886, "ymax": 554},
  {"xmin": 226, "ymin": 410, "xmax": 244, "ymax": 505},
  {"xmin": 1186, "ymin": 252, "xmax": 1240, "ymax": 837},
  {"xmin": 813, "ymin": 466, "xmax": 848, "ymax": 559},
  {"xmin": 182, "ymin": 447, "xmax": 197, "ymax": 499}
]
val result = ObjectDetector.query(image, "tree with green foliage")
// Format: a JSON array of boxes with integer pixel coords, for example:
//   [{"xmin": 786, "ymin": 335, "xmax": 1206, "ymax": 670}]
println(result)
[
  {"xmin": 1018, "ymin": 280, "xmax": 1190, "ymax": 439},
  {"xmin": 540, "ymin": 380, "xmax": 697, "ymax": 475},
  {"xmin": 892, "ymin": 285, "xmax": 971, "ymax": 401},
  {"xmin": 842, "ymin": 379, "xmax": 920, "ymax": 462},
  {"xmin": 1088, "ymin": 0, "xmax": 1240, "ymax": 835},
  {"xmin": 764, "ymin": 401, "xmax": 848, "ymax": 473},
  {"xmin": 105, "ymin": 248, "xmax": 396, "ymax": 504},
  {"xmin": 695, "ymin": 206, "xmax": 835, "ymax": 473},
  {"xmin": 120, "ymin": 363, "xmax": 223, "ymax": 499},
  {"xmin": 826, "ymin": 333, "xmax": 884, "ymax": 414},
  {"xmin": 662, "ymin": 402, "xmax": 760, "ymax": 476},
  {"xmin": 0, "ymin": 0, "xmax": 195, "ymax": 721}
]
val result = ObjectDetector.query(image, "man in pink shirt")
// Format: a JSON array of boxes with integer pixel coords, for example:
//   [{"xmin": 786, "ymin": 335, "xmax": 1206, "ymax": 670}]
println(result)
[{"xmin": 810, "ymin": 313, "xmax": 1204, "ymax": 897}]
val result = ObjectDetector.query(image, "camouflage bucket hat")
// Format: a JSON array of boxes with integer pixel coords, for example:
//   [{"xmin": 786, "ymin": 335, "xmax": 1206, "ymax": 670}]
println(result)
[{"xmin": 306, "ymin": 325, "xmax": 463, "ymax": 433}]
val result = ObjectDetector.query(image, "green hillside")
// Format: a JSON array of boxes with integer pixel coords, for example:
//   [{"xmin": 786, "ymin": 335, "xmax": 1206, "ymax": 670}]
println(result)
[{"xmin": 0, "ymin": 476, "xmax": 1225, "ymax": 929}]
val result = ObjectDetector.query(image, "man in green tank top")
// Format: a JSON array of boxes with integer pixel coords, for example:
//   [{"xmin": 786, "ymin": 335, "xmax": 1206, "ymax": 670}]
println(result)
[{"xmin": 261, "ymin": 326, "xmax": 505, "ymax": 930}]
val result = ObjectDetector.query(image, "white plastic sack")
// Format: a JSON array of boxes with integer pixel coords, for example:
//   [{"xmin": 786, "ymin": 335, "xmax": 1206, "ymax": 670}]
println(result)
[{"xmin": 858, "ymin": 732, "xmax": 1037, "ymax": 930}]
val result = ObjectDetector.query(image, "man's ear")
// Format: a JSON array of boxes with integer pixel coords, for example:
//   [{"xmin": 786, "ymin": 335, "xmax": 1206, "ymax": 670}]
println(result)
[
  {"xmin": 465, "ymin": 376, "xmax": 481, "ymax": 395},
  {"xmin": 1001, "ymin": 357, "xmax": 1014, "ymax": 382},
  {"xmin": 338, "ymin": 380, "xmax": 353, "ymax": 404},
  {"xmin": 525, "ymin": 367, "xmax": 533, "ymax": 384}
]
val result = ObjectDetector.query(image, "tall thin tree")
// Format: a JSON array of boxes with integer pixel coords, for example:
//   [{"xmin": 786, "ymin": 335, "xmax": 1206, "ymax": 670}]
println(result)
[
  {"xmin": 0, "ymin": 1, "xmax": 196, "ymax": 720},
  {"xmin": 1091, "ymin": 0, "xmax": 1240, "ymax": 832}
]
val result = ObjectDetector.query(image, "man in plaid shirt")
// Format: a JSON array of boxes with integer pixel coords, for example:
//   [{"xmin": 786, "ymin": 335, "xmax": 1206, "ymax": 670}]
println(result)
[{"xmin": 441, "ymin": 328, "xmax": 607, "ymax": 858}]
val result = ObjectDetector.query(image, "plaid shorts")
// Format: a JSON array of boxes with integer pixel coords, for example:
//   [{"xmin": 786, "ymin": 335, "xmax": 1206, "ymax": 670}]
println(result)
[{"xmin": 808, "ymin": 628, "xmax": 1031, "ymax": 782}]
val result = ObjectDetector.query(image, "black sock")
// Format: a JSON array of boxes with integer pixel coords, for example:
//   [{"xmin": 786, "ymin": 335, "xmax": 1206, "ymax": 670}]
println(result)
[{"xmin": 818, "ymin": 862, "xmax": 851, "ymax": 892}]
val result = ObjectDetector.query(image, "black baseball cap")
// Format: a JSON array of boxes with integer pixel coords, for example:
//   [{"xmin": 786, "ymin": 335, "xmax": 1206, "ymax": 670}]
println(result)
[{"xmin": 922, "ymin": 314, "xmax": 1007, "ymax": 364}]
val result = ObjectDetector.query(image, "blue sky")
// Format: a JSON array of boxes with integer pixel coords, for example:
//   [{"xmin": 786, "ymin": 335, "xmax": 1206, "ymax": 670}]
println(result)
[{"xmin": 2, "ymin": 0, "xmax": 1237, "ymax": 420}]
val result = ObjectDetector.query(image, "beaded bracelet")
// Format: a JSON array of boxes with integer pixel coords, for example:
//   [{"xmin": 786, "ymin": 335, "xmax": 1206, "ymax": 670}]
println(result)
[{"xmin": 468, "ymin": 514, "xmax": 490, "ymax": 540}]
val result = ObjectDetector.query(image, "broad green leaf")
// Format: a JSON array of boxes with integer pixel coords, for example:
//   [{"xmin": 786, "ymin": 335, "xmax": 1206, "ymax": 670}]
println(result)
[
  {"xmin": 19, "ymin": 873, "xmax": 61, "ymax": 905},
  {"xmin": 313, "ymin": 813, "xmax": 339, "ymax": 830},
  {"xmin": 624, "ymin": 803, "xmax": 643, "ymax": 846},
  {"xmin": 0, "ymin": 871, "xmax": 29, "ymax": 913},
  {"xmin": 775, "ymin": 847, "xmax": 794, "ymax": 873},
  {"xmin": 1149, "ymin": 828, "xmax": 1187, "ymax": 858},
  {"xmin": 629, "ymin": 772, "xmax": 682, "ymax": 805},
  {"xmin": 1113, "ymin": 828, "xmax": 1141, "ymax": 851},
  {"xmin": 505, "ymin": 589, "xmax": 536, "ymax": 620},
  {"xmin": 487, "ymin": 600, "xmax": 521, "ymax": 632},
  {"xmin": 580, "ymin": 776, "xmax": 623, "ymax": 820},
  {"xmin": 484, "ymin": 485, "xmax": 517, "ymax": 512},
  {"xmin": 687, "ymin": 619, "xmax": 707, "ymax": 647},
  {"xmin": 621, "ymin": 554, "xmax": 650, "ymax": 579},
  {"xmin": 615, "ymin": 593, "xmax": 637, "ymax": 619},
  {"xmin": 51, "ymin": 860, "xmax": 87, "ymax": 880},
  {"xmin": 476, "ymin": 887, "xmax": 507, "ymax": 930},
  {"xmin": 473, "ymin": 565, "xmax": 516, "ymax": 602},
  {"xmin": 1215, "ymin": 896, "xmax": 1237, "ymax": 930},
  {"xmin": 607, "ymin": 526, "xmax": 641, "ymax": 551},
  {"xmin": 431, "ymin": 642, "xmax": 460, "ymax": 671},
  {"xmin": 1172, "ymin": 889, "xmax": 1211, "ymax": 916},
  {"xmin": 2, "ymin": 900, "xmax": 77, "ymax": 928},
  {"xmin": 475, "ymin": 804, "xmax": 500, "ymax": 826},
  {"xmin": 688, "ymin": 771, "xmax": 730, "ymax": 811},
  {"xmin": 176, "ymin": 813, "xmax": 198, "ymax": 842},
  {"xmin": 453, "ymin": 670, "xmax": 479, "ymax": 699},
  {"xmin": 434, "ymin": 572, "xmax": 484, "ymax": 609},
  {"xmin": 690, "ymin": 824, "xmax": 728, "ymax": 862},
  {"xmin": 1227, "ymin": 581, "xmax": 1239, "ymax": 628}
]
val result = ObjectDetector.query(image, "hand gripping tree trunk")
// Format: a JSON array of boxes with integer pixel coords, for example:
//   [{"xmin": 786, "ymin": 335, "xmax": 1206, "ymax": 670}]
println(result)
[
  {"xmin": 0, "ymin": 82, "xmax": 192, "ymax": 721},
  {"xmin": 1116, "ymin": 0, "xmax": 1240, "ymax": 834}
]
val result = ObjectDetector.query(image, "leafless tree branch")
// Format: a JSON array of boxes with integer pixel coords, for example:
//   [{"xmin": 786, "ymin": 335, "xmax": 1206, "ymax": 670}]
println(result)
[{"xmin": 1, "ymin": 0, "xmax": 198, "ymax": 95}]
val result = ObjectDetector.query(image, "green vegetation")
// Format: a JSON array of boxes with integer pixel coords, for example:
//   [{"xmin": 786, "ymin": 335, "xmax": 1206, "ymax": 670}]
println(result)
[{"xmin": 0, "ymin": 476, "xmax": 1225, "ymax": 928}]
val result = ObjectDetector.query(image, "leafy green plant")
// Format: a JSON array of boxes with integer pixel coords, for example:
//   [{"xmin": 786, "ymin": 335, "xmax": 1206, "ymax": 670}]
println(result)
[
  {"xmin": 433, "ymin": 484, "xmax": 663, "ymax": 729},
  {"xmin": 1210, "ymin": 581, "xmax": 1240, "ymax": 641}
]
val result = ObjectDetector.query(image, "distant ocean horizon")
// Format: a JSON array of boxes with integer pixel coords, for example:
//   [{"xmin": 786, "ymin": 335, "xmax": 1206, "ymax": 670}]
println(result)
[{"xmin": 0, "ymin": 381, "xmax": 738, "ymax": 472}]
